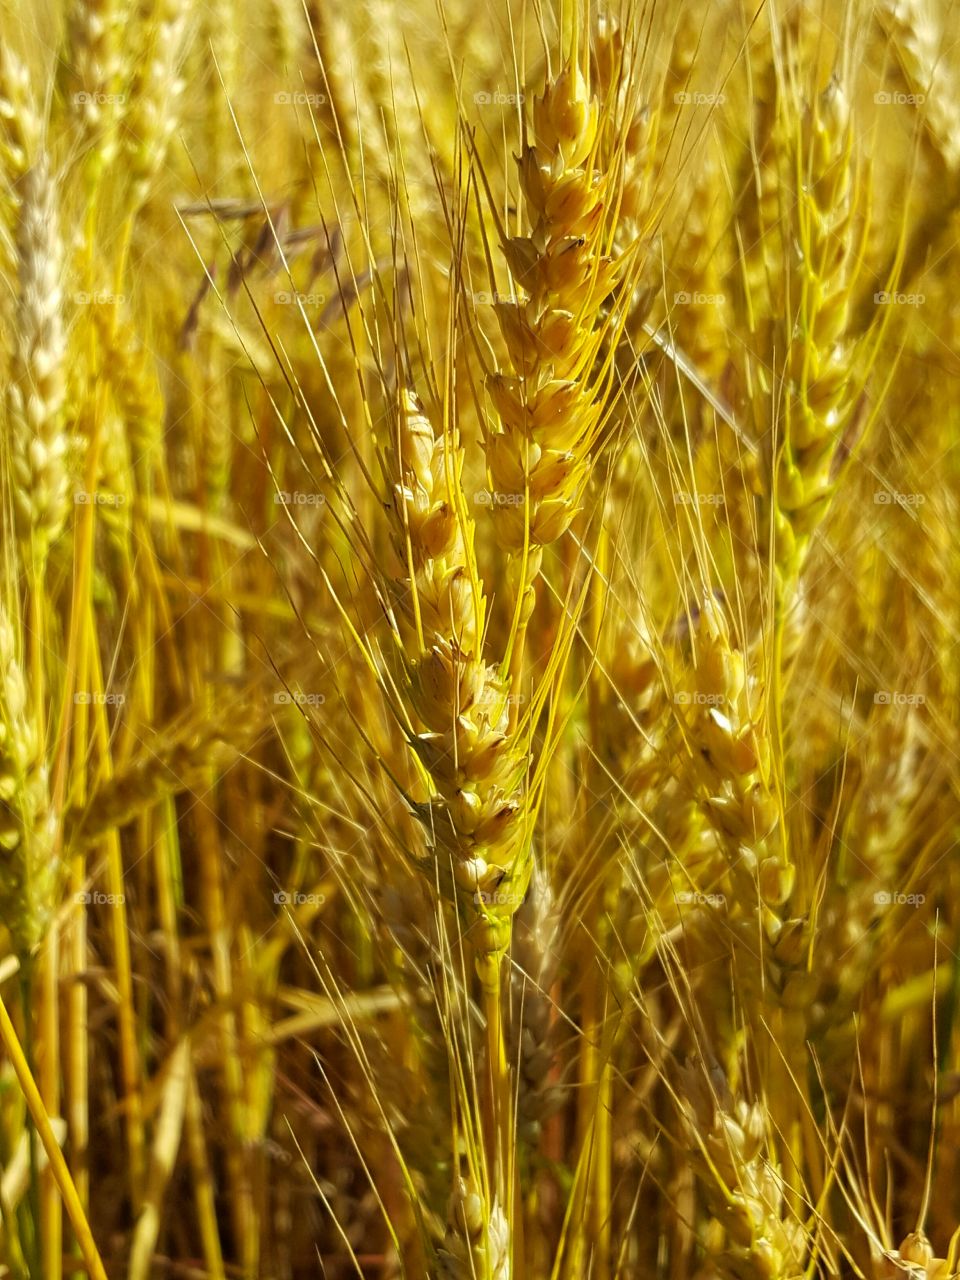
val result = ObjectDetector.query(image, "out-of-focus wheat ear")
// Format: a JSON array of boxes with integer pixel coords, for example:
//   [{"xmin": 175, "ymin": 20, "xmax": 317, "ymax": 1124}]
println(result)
[
  {"xmin": 510, "ymin": 862, "xmax": 563, "ymax": 1152},
  {"xmin": 675, "ymin": 595, "xmax": 796, "ymax": 954},
  {"xmin": 0, "ymin": 602, "xmax": 57, "ymax": 958},
  {"xmin": 0, "ymin": 43, "xmax": 40, "ymax": 280},
  {"xmin": 7, "ymin": 154, "xmax": 70, "ymax": 568},
  {"xmin": 670, "ymin": 139, "xmax": 732, "ymax": 388},
  {"xmin": 856, "ymin": 0, "xmax": 960, "ymax": 334},
  {"xmin": 773, "ymin": 73, "xmax": 860, "ymax": 601},
  {"xmin": 123, "ymin": 0, "xmax": 189, "ymax": 208},
  {"xmin": 0, "ymin": 42, "xmax": 39, "ymax": 185},
  {"xmin": 93, "ymin": 303, "xmax": 165, "ymax": 484},
  {"xmin": 61, "ymin": 0, "xmax": 126, "ymax": 175},
  {"xmin": 878, "ymin": 0, "xmax": 960, "ymax": 173},
  {"xmin": 436, "ymin": 1176, "xmax": 510, "ymax": 1278},
  {"xmin": 732, "ymin": 11, "xmax": 802, "ymax": 409},
  {"xmin": 678, "ymin": 1062, "xmax": 807, "ymax": 1280},
  {"xmin": 591, "ymin": 11, "xmax": 661, "ymax": 355},
  {"xmin": 652, "ymin": 4, "xmax": 699, "ymax": 179}
]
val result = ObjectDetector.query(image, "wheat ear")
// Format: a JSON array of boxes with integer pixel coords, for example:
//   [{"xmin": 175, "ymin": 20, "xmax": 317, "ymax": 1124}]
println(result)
[
  {"xmin": 877, "ymin": 0, "xmax": 960, "ymax": 173},
  {"xmin": 384, "ymin": 388, "xmax": 531, "ymax": 967},
  {"xmin": 509, "ymin": 862, "xmax": 562, "ymax": 1152},
  {"xmin": 0, "ymin": 43, "xmax": 39, "ymax": 187},
  {"xmin": 676, "ymin": 597, "xmax": 795, "ymax": 951},
  {"xmin": 123, "ymin": 0, "xmax": 188, "ymax": 206},
  {"xmin": 485, "ymin": 56, "xmax": 622, "ymax": 619},
  {"xmin": 774, "ymin": 75, "xmax": 859, "ymax": 598},
  {"xmin": 680, "ymin": 1063, "xmax": 806, "ymax": 1280},
  {"xmin": 7, "ymin": 154, "xmax": 69, "ymax": 566},
  {"xmin": 63, "ymin": 0, "xmax": 126, "ymax": 171}
]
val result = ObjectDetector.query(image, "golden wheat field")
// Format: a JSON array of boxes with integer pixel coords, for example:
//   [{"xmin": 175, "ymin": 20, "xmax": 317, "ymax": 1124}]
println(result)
[{"xmin": 1, "ymin": 0, "xmax": 960, "ymax": 1275}]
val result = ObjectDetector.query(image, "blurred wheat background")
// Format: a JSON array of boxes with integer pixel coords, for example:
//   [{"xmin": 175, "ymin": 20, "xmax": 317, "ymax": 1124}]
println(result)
[{"xmin": 0, "ymin": 0, "xmax": 959, "ymax": 1275}]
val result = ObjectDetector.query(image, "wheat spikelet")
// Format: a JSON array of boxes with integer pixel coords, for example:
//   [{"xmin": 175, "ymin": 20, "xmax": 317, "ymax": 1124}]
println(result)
[
  {"xmin": 436, "ymin": 1176, "xmax": 510, "ymax": 1279},
  {"xmin": 886, "ymin": 1230, "xmax": 956, "ymax": 1279},
  {"xmin": 7, "ymin": 154, "xmax": 69, "ymax": 563}
]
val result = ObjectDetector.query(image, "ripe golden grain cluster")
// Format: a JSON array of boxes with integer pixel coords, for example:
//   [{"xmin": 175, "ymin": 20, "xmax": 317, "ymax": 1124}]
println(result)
[{"xmin": 0, "ymin": 1, "xmax": 958, "ymax": 1277}]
